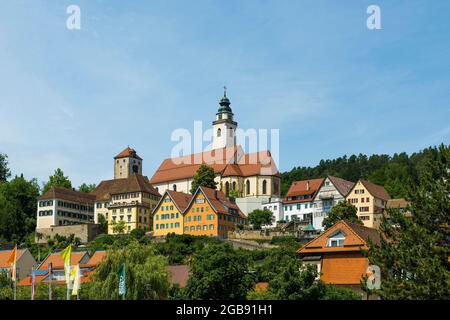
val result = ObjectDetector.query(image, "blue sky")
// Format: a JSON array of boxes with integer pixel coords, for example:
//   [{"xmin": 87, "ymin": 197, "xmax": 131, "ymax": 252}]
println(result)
[{"xmin": 0, "ymin": 0, "xmax": 449, "ymax": 187}]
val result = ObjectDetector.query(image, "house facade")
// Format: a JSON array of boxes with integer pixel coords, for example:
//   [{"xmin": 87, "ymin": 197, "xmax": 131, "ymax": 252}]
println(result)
[
  {"xmin": 297, "ymin": 220, "xmax": 380, "ymax": 286},
  {"xmin": 283, "ymin": 178, "xmax": 324, "ymax": 224},
  {"xmin": 261, "ymin": 197, "xmax": 284, "ymax": 228},
  {"xmin": 0, "ymin": 249, "xmax": 37, "ymax": 281},
  {"xmin": 346, "ymin": 180, "xmax": 391, "ymax": 229},
  {"xmin": 153, "ymin": 190, "xmax": 192, "ymax": 236},
  {"xmin": 312, "ymin": 176, "xmax": 355, "ymax": 231},
  {"xmin": 36, "ymin": 187, "xmax": 95, "ymax": 230}
]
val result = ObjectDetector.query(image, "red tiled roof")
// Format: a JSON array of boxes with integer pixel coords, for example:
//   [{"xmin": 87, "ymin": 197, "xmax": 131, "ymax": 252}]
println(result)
[
  {"xmin": 91, "ymin": 173, "xmax": 160, "ymax": 201},
  {"xmin": 37, "ymin": 252, "xmax": 89, "ymax": 271},
  {"xmin": 39, "ymin": 187, "xmax": 96, "ymax": 203},
  {"xmin": 360, "ymin": 180, "xmax": 391, "ymax": 201},
  {"xmin": 285, "ymin": 178, "xmax": 325, "ymax": 200},
  {"xmin": 166, "ymin": 265, "xmax": 189, "ymax": 288},
  {"xmin": 150, "ymin": 146, "xmax": 280, "ymax": 184},
  {"xmin": 0, "ymin": 249, "xmax": 26, "ymax": 268},
  {"xmin": 114, "ymin": 147, "xmax": 142, "ymax": 160},
  {"xmin": 87, "ymin": 251, "xmax": 107, "ymax": 266},
  {"xmin": 167, "ymin": 190, "xmax": 192, "ymax": 212}
]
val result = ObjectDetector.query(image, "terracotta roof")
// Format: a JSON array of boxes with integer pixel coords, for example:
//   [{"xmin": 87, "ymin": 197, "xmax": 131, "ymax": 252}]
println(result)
[
  {"xmin": 0, "ymin": 249, "xmax": 26, "ymax": 268},
  {"xmin": 150, "ymin": 145, "xmax": 280, "ymax": 184},
  {"xmin": 189, "ymin": 186, "xmax": 246, "ymax": 218},
  {"xmin": 114, "ymin": 147, "xmax": 142, "ymax": 160},
  {"xmin": 255, "ymin": 282, "xmax": 269, "ymax": 293},
  {"xmin": 18, "ymin": 268, "xmax": 94, "ymax": 287},
  {"xmin": 37, "ymin": 251, "xmax": 89, "ymax": 271},
  {"xmin": 328, "ymin": 176, "xmax": 355, "ymax": 197},
  {"xmin": 166, "ymin": 265, "xmax": 189, "ymax": 288},
  {"xmin": 91, "ymin": 173, "xmax": 160, "ymax": 201},
  {"xmin": 87, "ymin": 251, "xmax": 107, "ymax": 266},
  {"xmin": 39, "ymin": 187, "xmax": 96, "ymax": 203},
  {"xmin": 167, "ymin": 190, "xmax": 192, "ymax": 212},
  {"xmin": 345, "ymin": 221, "xmax": 381, "ymax": 245},
  {"xmin": 386, "ymin": 198, "xmax": 410, "ymax": 209},
  {"xmin": 285, "ymin": 178, "xmax": 325, "ymax": 200},
  {"xmin": 360, "ymin": 180, "xmax": 391, "ymax": 201}
]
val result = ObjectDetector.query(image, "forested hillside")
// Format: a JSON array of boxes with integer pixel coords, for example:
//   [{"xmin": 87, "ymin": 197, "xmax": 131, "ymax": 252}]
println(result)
[{"xmin": 281, "ymin": 145, "xmax": 447, "ymax": 198}]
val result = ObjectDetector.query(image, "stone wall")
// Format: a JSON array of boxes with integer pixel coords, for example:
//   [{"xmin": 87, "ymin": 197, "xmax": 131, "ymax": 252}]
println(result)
[{"xmin": 35, "ymin": 224, "xmax": 102, "ymax": 244}]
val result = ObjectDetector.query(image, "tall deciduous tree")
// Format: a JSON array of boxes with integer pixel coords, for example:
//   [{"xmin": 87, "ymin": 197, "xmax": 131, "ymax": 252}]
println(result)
[
  {"xmin": 78, "ymin": 183, "xmax": 96, "ymax": 193},
  {"xmin": 368, "ymin": 144, "xmax": 450, "ymax": 300},
  {"xmin": 86, "ymin": 244, "xmax": 170, "ymax": 300},
  {"xmin": 0, "ymin": 153, "xmax": 11, "ymax": 182},
  {"xmin": 322, "ymin": 201, "xmax": 362, "ymax": 230},
  {"xmin": 42, "ymin": 168, "xmax": 72, "ymax": 194},
  {"xmin": 185, "ymin": 243, "xmax": 253, "ymax": 299},
  {"xmin": 247, "ymin": 208, "xmax": 273, "ymax": 230},
  {"xmin": 190, "ymin": 164, "xmax": 217, "ymax": 194}
]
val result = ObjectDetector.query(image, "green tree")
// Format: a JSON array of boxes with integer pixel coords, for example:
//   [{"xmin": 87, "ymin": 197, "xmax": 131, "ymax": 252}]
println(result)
[
  {"xmin": 78, "ymin": 183, "xmax": 96, "ymax": 193},
  {"xmin": 112, "ymin": 220, "xmax": 126, "ymax": 234},
  {"xmin": 368, "ymin": 144, "xmax": 450, "ymax": 300},
  {"xmin": 0, "ymin": 174, "xmax": 40, "ymax": 241},
  {"xmin": 322, "ymin": 201, "xmax": 362, "ymax": 230},
  {"xmin": 86, "ymin": 244, "xmax": 170, "ymax": 300},
  {"xmin": 130, "ymin": 228, "xmax": 146, "ymax": 240},
  {"xmin": 247, "ymin": 208, "xmax": 273, "ymax": 230},
  {"xmin": 190, "ymin": 164, "xmax": 217, "ymax": 194},
  {"xmin": 42, "ymin": 168, "xmax": 72, "ymax": 194},
  {"xmin": 0, "ymin": 153, "xmax": 11, "ymax": 182},
  {"xmin": 185, "ymin": 243, "xmax": 253, "ymax": 299},
  {"xmin": 98, "ymin": 214, "xmax": 108, "ymax": 234}
]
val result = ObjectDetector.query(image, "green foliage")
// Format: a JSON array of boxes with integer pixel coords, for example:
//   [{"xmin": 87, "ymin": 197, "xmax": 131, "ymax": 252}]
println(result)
[
  {"xmin": 246, "ymin": 288, "xmax": 278, "ymax": 300},
  {"xmin": 86, "ymin": 243, "xmax": 170, "ymax": 300},
  {"xmin": 78, "ymin": 183, "xmax": 96, "ymax": 193},
  {"xmin": 247, "ymin": 209, "xmax": 273, "ymax": 230},
  {"xmin": 368, "ymin": 144, "xmax": 450, "ymax": 300},
  {"xmin": 322, "ymin": 201, "xmax": 362, "ymax": 230},
  {"xmin": 0, "ymin": 174, "xmax": 40, "ymax": 242},
  {"xmin": 97, "ymin": 214, "xmax": 108, "ymax": 234},
  {"xmin": 190, "ymin": 164, "xmax": 217, "ymax": 194},
  {"xmin": 42, "ymin": 168, "xmax": 72, "ymax": 194},
  {"xmin": 185, "ymin": 242, "xmax": 254, "ymax": 300},
  {"xmin": 229, "ymin": 189, "xmax": 240, "ymax": 199},
  {"xmin": 130, "ymin": 228, "xmax": 146, "ymax": 240},
  {"xmin": 112, "ymin": 220, "xmax": 126, "ymax": 234},
  {"xmin": 0, "ymin": 153, "xmax": 11, "ymax": 182}
]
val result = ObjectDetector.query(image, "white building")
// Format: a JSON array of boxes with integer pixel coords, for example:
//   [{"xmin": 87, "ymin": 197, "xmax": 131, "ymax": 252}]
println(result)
[
  {"xmin": 283, "ymin": 178, "xmax": 324, "ymax": 224},
  {"xmin": 312, "ymin": 176, "xmax": 355, "ymax": 231},
  {"xmin": 261, "ymin": 198, "xmax": 284, "ymax": 228}
]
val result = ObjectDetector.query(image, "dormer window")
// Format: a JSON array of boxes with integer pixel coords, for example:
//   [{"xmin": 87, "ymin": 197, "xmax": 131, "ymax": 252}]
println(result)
[{"xmin": 327, "ymin": 230, "xmax": 346, "ymax": 247}]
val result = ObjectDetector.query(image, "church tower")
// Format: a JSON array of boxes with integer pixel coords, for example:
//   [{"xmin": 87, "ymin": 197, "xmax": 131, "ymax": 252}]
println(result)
[
  {"xmin": 212, "ymin": 87, "xmax": 238, "ymax": 150},
  {"xmin": 114, "ymin": 147, "xmax": 143, "ymax": 179}
]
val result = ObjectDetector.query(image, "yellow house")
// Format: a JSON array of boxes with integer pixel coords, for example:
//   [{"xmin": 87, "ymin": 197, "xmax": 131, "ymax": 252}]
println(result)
[
  {"xmin": 346, "ymin": 180, "xmax": 391, "ymax": 229},
  {"xmin": 153, "ymin": 190, "xmax": 192, "ymax": 236}
]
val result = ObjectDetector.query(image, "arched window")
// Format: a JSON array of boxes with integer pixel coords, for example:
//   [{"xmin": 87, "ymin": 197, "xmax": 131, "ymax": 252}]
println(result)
[
  {"xmin": 225, "ymin": 181, "xmax": 230, "ymax": 196},
  {"xmin": 217, "ymin": 128, "xmax": 222, "ymax": 137},
  {"xmin": 173, "ymin": 184, "xmax": 177, "ymax": 191},
  {"xmin": 246, "ymin": 180, "xmax": 250, "ymax": 195},
  {"xmin": 262, "ymin": 180, "xmax": 267, "ymax": 195},
  {"xmin": 232, "ymin": 181, "xmax": 236, "ymax": 191}
]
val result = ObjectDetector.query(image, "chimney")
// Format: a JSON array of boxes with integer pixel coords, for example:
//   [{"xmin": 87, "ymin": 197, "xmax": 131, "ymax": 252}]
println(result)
[{"xmin": 306, "ymin": 181, "xmax": 310, "ymax": 191}]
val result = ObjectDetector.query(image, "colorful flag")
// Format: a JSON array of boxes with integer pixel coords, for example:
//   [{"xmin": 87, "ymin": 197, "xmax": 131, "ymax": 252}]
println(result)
[
  {"xmin": 6, "ymin": 245, "xmax": 17, "ymax": 281},
  {"xmin": 70, "ymin": 264, "xmax": 81, "ymax": 296},
  {"xmin": 118, "ymin": 263, "xmax": 126, "ymax": 297},
  {"xmin": 60, "ymin": 245, "xmax": 72, "ymax": 285}
]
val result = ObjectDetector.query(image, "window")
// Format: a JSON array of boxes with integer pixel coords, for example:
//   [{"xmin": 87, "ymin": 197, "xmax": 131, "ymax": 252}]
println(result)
[
  {"xmin": 360, "ymin": 215, "xmax": 370, "ymax": 221},
  {"xmin": 246, "ymin": 180, "xmax": 250, "ymax": 195},
  {"xmin": 217, "ymin": 128, "xmax": 222, "ymax": 137},
  {"xmin": 173, "ymin": 184, "xmax": 177, "ymax": 191},
  {"xmin": 262, "ymin": 180, "xmax": 267, "ymax": 195},
  {"xmin": 327, "ymin": 230, "xmax": 346, "ymax": 247},
  {"xmin": 225, "ymin": 181, "xmax": 230, "ymax": 196}
]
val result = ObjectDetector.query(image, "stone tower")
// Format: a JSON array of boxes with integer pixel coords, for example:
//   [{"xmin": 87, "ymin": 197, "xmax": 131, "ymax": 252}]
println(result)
[
  {"xmin": 114, "ymin": 147, "xmax": 143, "ymax": 179},
  {"xmin": 212, "ymin": 87, "xmax": 237, "ymax": 150}
]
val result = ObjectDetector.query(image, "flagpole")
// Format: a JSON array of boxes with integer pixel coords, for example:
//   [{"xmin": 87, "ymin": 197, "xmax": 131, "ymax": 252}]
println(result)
[
  {"xmin": 48, "ymin": 263, "xmax": 52, "ymax": 301},
  {"xmin": 13, "ymin": 278, "xmax": 16, "ymax": 300}
]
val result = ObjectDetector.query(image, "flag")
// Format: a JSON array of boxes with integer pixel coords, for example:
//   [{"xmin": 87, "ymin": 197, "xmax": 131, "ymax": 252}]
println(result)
[
  {"xmin": 70, "ymin": 264, "xmax": 81, "ymax": 296},
  {"xmin": 118, "ymin": 263, "xmax": 126, "ymax": 297},
  {"xmin": 31, "ymin": 270, "xmax": 36, "ymax": 300},
  {"xmin": 60, "ymin": 245, "xmax": 72, "ymax": 285},
  {"xmin": 6, "ymin": 245, "xmax": 17, "ymax": 281}
]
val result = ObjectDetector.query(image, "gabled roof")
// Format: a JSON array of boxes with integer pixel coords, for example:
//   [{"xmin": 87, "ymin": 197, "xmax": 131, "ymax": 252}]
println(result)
[
  {"xmin": 327, "ymin": 176, "xmax": 355, "ymax": 197},
  {"xmin": 149, "ymin": 145, "xmax": 280, "ymax": 184},
  {"xmin": 39, "ymin": 187, "xmax": 96, "ymax": 203},
  {"xmin": 37, "ymin": 251, "xmax": 89, "ymax": 271},
  {"xmin": 185, "ymin": 186, "xmax": 246, "ymax": 219},
  {"xmin": 91, "ymin": 173, "xmax": 160, "ymax": 201},
  {"xmin": 0, "ymin": 249, "xmax": 26, "ymax": 268},
  {"xmin": 358, "ymin": 180, "xmax": 391, "ymax": 201},
  {"xmin": 297, "ymin": 220, "xmax": 380, "ymax": 255},
  {"xmin": 284, "ymin": 178, "xmax": 325, "ymax": 202},
  {"xmin": 114, "ymin": 147, "xmax": 142, "ymax": 160},
  {"xmin": 154, "ymin": 190, "xmax": 192, "ymax": 214},
  {"xmin": 87, "ymin": 251, "xmax": 107, "ymax": 266}
]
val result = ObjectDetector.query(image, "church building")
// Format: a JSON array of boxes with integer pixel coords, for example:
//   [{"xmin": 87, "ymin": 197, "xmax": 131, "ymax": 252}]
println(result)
[{"xmin": 150, "ymin": 90, "xmax": 281, "ymax": 214}]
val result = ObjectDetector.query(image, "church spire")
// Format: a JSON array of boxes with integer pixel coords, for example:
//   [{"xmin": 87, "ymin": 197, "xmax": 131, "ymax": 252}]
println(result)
[{"xmin": 218, "ymin": 86, "xmax": 232, "ymax": 112}]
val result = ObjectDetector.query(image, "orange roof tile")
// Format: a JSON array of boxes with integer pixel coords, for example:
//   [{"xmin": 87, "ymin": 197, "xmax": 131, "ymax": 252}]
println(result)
[
  {"xmin": 359, "ymin": 180, "xmax": 391, "ymax": 201},
  {"xmin": 37, "ymin": 251, "xmax": 89, "ymax": 271},
  {"xmin": 0, "ymin": 249, "xmax": 26, "ymax": 268},
  {"xmin": 87, "ymin": 251, "xmax": 107, "ymax": 266},
  {"xmin": 114, "ymin": 147, "xmax": 142, "ymax": 160},
  {"xmin": 285, "ymin": 178, "xmax": 325, "ymax": 200}
]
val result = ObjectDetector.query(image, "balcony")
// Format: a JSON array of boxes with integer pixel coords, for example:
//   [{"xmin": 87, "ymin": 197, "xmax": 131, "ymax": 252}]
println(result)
[{"xmin": 319, "ymin": 192, "xmax": 335, "ymax": 200}]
